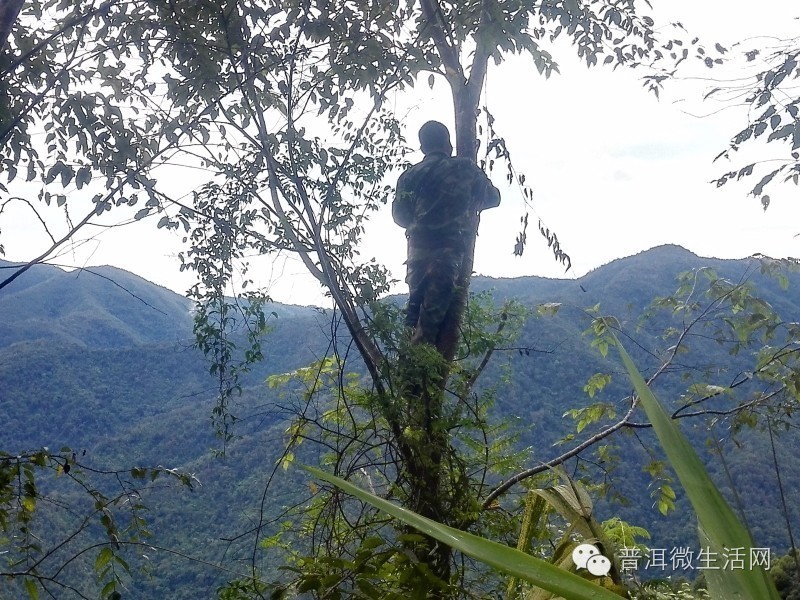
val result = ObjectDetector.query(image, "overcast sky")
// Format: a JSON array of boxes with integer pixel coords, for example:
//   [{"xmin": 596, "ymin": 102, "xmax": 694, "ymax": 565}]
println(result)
[{"xmin": 2, "ymin": 0, "xmax": 799, "ymax": 304}]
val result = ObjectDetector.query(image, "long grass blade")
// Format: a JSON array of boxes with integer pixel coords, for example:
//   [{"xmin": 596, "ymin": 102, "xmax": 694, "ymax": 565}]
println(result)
[
  {"xmin": 612, "ymin": 333, "xmax": 779, "ymax": 600},
  {"xmin": 305, "ymin": 466, "xmax": 622, "ymax": 600}
]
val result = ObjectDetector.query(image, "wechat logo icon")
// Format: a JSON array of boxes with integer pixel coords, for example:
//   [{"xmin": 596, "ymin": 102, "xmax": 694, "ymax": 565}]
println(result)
[{"xmin": 572, "ymin": 543, "xmax": 612, "ymax": 577}]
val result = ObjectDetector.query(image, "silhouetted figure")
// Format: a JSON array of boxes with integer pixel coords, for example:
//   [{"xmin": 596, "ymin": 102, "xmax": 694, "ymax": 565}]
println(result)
[{"xmin": 393, "ymin": 121, "xmax": 500, "ymax": 346}]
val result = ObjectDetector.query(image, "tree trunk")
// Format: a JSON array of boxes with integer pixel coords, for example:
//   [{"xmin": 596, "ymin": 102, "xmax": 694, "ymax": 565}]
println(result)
[
  {"xmin": 399, "ymin": 2, "xmax": 491, "ymax": 590},
  {"xmin": 436, "ymin": 80, "xmax": 482, "ymax": 362},
  {"xmin": 395, "ymin": 75, "xmax": 487, "ymax": 592}
]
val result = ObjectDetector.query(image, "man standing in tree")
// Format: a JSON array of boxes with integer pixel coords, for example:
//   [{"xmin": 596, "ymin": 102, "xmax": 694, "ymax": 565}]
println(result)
[{"xmin": 393, "ymin": 120, "xmax": 501, "ymax": 347}]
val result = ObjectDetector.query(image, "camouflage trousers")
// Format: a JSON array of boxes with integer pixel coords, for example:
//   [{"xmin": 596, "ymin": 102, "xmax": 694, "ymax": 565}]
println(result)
[{"xmin": 404, "ymin": 246, "xmax": 463, "ymax": 346}]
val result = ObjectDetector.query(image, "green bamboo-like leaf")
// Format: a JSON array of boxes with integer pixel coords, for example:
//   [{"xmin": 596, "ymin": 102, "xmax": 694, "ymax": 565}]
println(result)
[
  {"xmin": 612, "ymin": 333, "xmax": 780, "ymax": 600},
  {"xmin": 506, "ymin": 492, "xmax": 547, "ymax": 600},
  {"xmin": 24, "ymin": 578, "xmax": 39, "ymax": 600},
  {"xmin": 532, "ymin": 485, "xmax": 593, "ymax": 541},
  {"xmin": 304, "ymin": 466, "xmax": 622, "ymax": 600}
]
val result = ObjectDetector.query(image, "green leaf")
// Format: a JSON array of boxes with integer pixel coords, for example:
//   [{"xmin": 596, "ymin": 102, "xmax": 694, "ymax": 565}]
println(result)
[
  {"xmin": 21, "ymin": 496, "xmax": 36, "ymax": 513},
  {"xmin": 95, "ymin": 546, "xmax": 113, "ymax": 571},
  {"xmin": 537, "ymin": 302, "xmax": 561, "ymax": 316},
  {"xmin": 114, "ymin": 553, "xmax": 131, "ymax": 574},
  {"xmin": 767, "ymin": 123, "xmax": 793, "ymax": 142},
  {"xmin": 611, "ymin": 333, "xmax": 780, "ymax": 600},
  {"xmin": 24, "ymin": 578, "xmax": 38, "ymax": 600},
  {"xmin": 281, "ymin": 452, "xmax": 294, "ymax": 470},
  {"xmin": 75, "ymin": 166, "xmax": 92, "ymax": 189},
  {"xmin": 101, "ymin": 580, "xmax": 117, "ymax": 598},
  {"xmin": 304, "ymin": 467, "xmax": 622, "ymax": 600},
  {"xmin": 60, "ymin": 165, "xmax": 74, "ymax": 188}
]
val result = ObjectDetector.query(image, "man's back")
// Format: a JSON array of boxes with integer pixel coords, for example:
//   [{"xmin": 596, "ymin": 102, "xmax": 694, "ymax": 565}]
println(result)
[{"xmin": 393, "ymin": 152, "xmax": 500, "ymax": 250}]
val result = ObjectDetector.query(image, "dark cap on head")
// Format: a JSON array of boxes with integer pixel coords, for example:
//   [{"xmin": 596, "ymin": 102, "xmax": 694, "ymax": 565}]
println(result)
[{"xmin": 418, "ymin": 120, "xmax": 452, "ymax": 155}]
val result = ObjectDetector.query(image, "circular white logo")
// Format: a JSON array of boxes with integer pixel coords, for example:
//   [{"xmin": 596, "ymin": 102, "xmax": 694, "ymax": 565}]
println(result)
[
  {"xmin": 571, "ymin": 543, "xmax": 612, "ymax": 577},
  {"xmin": 571, "ymin": 543, "xmax": 599, "ymax": 569},
  {"xmin": 586, "ymin": 554, "xmax": 612, "ymax": 577}
]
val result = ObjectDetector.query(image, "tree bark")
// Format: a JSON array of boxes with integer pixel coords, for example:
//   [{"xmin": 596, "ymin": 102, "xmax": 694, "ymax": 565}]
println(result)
[
  {"xmin": 395, "ymin": 1, "xmax": 494, "ymax": 589},
  {"xmin": 435, "ymin": 80, "xmax": 484, "ymax": 362}
]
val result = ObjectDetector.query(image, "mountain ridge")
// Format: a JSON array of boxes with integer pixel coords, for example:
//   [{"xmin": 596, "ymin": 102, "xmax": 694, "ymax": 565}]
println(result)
[{"xmin": 2, "ymin": 246, "xmax": 799, "ymax": 598}]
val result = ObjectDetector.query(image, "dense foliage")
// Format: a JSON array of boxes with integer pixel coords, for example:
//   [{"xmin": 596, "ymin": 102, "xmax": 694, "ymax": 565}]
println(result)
[
  {"xmin": 1, "ymin": 0, "xmax": 799, "ymax": 597},
  {"xmin": 1, "ymin": 249, "xmax": 799, "ymax": 597}
]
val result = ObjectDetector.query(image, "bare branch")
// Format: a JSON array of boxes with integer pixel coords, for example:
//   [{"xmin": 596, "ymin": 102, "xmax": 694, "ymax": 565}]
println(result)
[{"xmin": 482, "ymin": 398, "xmax": 640, "ymax": 507}]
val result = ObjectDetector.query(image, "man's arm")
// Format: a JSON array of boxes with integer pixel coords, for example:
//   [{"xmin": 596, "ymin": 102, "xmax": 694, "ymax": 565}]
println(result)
[
  {"xmin": 474, "ymin": 169, "xmax": 500, "ymax": 211},
  {"xmin": 392, "ymin": 172, "xmax": 415, "ymax": 228},
  {"xmin": 480, "ymin": 179, "xmax": 501, "ymax": 210}
]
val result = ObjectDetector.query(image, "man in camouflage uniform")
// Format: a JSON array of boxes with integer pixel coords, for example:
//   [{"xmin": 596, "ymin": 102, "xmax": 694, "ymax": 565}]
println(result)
[{"xmin": 393, "ymin": 121, "xmax": 501, "ymax": 346}]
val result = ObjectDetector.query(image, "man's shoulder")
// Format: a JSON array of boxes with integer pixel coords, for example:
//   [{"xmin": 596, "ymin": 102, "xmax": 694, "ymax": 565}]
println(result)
[
  {"xmin": 400, "ymin": 155, "xmax": 487, "ymax": 186},
  {"xmin": 435, "ymin": 157, "xmax": 489, "ymax": 184},
  {"xmin": 395, "ymin": 164, "xmax": 419, "ymax": 193},
  {"xmin": 399, "ymin": 158, "xmax": 434, "ymax": 181}
]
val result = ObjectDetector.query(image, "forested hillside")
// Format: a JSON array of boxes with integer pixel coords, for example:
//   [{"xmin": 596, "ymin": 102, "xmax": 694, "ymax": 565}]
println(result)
[{"xmin": 1, "ymin": 245, "xmax": 798, "ymax": 598}]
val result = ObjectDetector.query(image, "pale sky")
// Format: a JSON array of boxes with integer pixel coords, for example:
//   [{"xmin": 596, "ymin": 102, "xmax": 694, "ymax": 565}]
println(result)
[{"xmin": 2, "ymin": 1, "xmax": 798, "ymax": 304}]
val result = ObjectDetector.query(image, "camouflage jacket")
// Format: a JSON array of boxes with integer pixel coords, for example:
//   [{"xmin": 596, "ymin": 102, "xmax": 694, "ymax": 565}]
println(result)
[{"xmin": 392, "ymin": 152, "xmax": 500, "ymax": 253}]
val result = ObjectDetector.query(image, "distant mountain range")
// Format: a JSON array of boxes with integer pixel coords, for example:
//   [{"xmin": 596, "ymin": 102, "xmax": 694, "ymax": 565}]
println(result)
[{"xmin": 1, "ymin": 245, "xmax": 798, "ymax": 598}]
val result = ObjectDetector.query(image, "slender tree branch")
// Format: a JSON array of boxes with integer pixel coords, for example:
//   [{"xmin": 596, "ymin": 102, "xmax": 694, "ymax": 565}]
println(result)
[
  {"xmin": 0, "ymin": 204, "xmax": 96, "ymax": 291},
  {"xmin": 482, "ymin": 398, "xmax": 640, "ymax": 507},
  {"xmin": 463, "ymin": 313, "xmax": 507, "ymax": 395},
  {"xmin": 769, "ymin": 417, "xmax": 800, "ymax": 577},
  {"xmin": 2, "ymin": 0, "xmax": 120, "ymax": 70},
  {"xmin": 0, "ymin": 196, "xmax": 57, "ymax": 244},
  {"xmin": 418, "ymin": 0, "xmax": 463, "ymax": 82}
]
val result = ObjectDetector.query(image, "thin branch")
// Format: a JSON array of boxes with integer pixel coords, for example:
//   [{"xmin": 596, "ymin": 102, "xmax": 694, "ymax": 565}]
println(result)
[
  {"xmin": 0, "ymin": 196, "xmax": 57, "ymax": 244},
  {"xmin": 769, "ymin": 417, "xmax": 800, "ymax": 578},
  {"xmin": 418, "ymin": 0, "xmax": 463, "ymax": 82},
  {"xmin": 70, "ymin": 266, "xmax": 169, "ymax": 316},
  {"xmin": 482, "ymin": 398, "xmax": 640, "ymax": 507},
  {"xmin": 463, "ymin": 313, "xmax": 507, "ymax": 395},
  {"xmin": 672, "ymin": 346, "xmax": 800, "ymax": 418},
  {"xmin": 2, "ymin": 0, "xmax": 120, "ymax": 72},
  {"xmin": 0, "ymin": 204, "xmax": 96, "ymax": 291}
]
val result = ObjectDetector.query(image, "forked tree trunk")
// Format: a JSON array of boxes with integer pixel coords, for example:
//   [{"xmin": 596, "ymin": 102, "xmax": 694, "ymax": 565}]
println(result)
[{"xmin": 398, "ymin": 2, "xmax": 492, "ymax": 591}]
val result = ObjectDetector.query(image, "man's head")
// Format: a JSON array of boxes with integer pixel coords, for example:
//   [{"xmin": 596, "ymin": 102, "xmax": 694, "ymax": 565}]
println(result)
[{"xmin": 418, "ymin": 120, "xmax": 452, "ymax": 156}]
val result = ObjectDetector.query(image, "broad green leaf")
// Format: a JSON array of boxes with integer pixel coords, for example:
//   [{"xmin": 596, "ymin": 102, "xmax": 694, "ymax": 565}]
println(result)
[
  {"xmin": 530, "ymin": 479, "xmax": 624, "ymax": 583},
  {"xmin": 532, "ymin": 484, "xmax": 593, "ymax": 535},
  {"xmin": 95, "ymin": 546, "xmax": 113, "ymax": 571},
  {"xmin": 114, "ymin": 553, "xmax": 131, "ymax": 574},
  {"xmin": 305, "ymin": 466, "xmax": 622, "ymax": 600},
  {"xmin": 101, "ymin": 580, "xmax": 117, "ymax": 597},
  {"xmin": 611, "ymin": 333, "xmax": 780, "ymax": 600}
]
